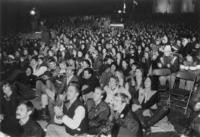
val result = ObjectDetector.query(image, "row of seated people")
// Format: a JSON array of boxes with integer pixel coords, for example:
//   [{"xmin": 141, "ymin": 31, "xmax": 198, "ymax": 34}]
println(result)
[{"xmin": 0, "ymin": 72, "xmax": 171, "ymax": 137}]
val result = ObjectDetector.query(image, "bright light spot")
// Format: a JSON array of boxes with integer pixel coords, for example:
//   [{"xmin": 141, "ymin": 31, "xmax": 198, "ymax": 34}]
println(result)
[
  {"xmin": 30, "ymin": 9, "xmax": 36, "ymax": 16},
  {"xmin": 118, "ymin": 10, "xmax": 122, "ymax": 14}
]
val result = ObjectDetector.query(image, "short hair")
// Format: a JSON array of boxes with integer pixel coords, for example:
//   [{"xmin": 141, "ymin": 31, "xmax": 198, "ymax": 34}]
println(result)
[
  {"xmin": 26, "ymin": 66, "xmax": 33, "ymax": 74},
  {"xmin": 83, "ymin": 59, "xmax": 91, "ymax": 67},
  {"xmin": 19, "ymin": 101, "xmax": 34, "ymax": 114},
  {"xmin": 83, "ymin": 67, "xmax": 94, "ymax": 76},
  {"xmin": 68, "ymin": 82, "xmax": 80, "ymax": 94}
]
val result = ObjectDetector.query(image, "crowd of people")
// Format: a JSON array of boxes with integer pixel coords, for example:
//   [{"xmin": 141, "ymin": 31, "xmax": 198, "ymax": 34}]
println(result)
[{"xmin": 0, "ymin": 14, "xmax": 200, "ymax": 137}]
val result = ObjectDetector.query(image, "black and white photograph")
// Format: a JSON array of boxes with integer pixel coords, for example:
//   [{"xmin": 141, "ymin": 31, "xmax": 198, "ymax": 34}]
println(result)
[{"xmin": 0, "ymin": 0, "xmax": 200, "ymax": 137}]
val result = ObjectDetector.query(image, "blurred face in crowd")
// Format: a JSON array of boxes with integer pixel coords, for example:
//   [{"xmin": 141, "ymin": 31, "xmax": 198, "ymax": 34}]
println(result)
[
  {"xmin": 83, "ymin": 70, "xmax": 92, "ymax": 79},
  {"xmin": 77, "ymin": 51, "xmax": 83, "ymax": 58},
  {"xmin": 16, "ymin": 104, "xmax": 32, "ymax": 121},
  {"xmin": 93, "ymin": 88, "xmax": 103, "ymax": 103},
  {"xmin": 23, "ymin": 49, "xmax": 28, "ymax": 56},
  {"xmin": 48, "ymin": 50, "xmax": 54, "ymax": 57},
  {"xmin": 49, "ymin": 61, "xmax": 57, "ymax": 70},
  {"xmin": 30, "ymin": 58, "xmax": 37, "ymax": 66},
  {"xmin": 59, "ymin": 62, "xmax": 67, "ymax": 71},
  {"xmin": 82, "ymin": 60, "xmax": 89, "ymax": 68},
  {"xmin": 109, "ymin": 77, "xmax": 118, "ymax": 90},
  {"xmin": 72, "ymin": 49, "xmax": 77, "ymax": 57},
  {"xmin": 66, "ymin": 85, "xmax": 79, "ymax": 101},
  {"xmin": 144, "ymin": 52, "xmax": 149, "ymax": 59},
  {"xmin": 26, "ymin": 67, "xmax": 32, "ymax": 76},
  {"xmin": 102, "ymin": 48, "xmax": 107, "ymax": 55},
  {"xmin": 110, "ymin": 64, "xmax": 117, "ymax": 72},
  {"xmin": 182, "ymin": 38, "xmax": 188, "ymax": 47},
  {"xmin": 122, "ymin": 60, "xmax": 128, "ymax": 69},
  {"xmin": 144, "ymin": 77, "xmax": 151, "ymax": 89},
  {"xmin": 116, "ymin": 52, "xmax": 122, "ymax": 60},
  {"xmin": 186, "ymin": 55, "xmax": 193, "ymax": 63},
  {"xmin": 15, "ymin": 51, "xmax": 20, "ymax": 58},
  {"xmin": 2, "ymin": 83, "xmax": 12, "ymax": 97}
]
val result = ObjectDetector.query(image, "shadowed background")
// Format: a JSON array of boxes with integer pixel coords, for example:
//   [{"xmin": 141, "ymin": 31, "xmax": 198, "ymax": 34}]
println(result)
[{"xmin": 0, "ymin": 0, "xmax": 200, "ymax": 34}]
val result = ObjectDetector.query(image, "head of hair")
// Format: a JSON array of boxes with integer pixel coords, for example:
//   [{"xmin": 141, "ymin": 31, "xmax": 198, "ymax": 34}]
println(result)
[
  {"xmin": 83, "ymin": 67, "xmax": 94, "ymax": 76},
  {"xmin": 19, "ymin": 101, "xmax": 35, "ymax": 115}
]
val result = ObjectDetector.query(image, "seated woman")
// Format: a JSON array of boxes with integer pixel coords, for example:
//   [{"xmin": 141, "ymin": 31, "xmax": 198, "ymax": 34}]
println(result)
[
  {"xmin": 104, "ymin": 76, "xmax": 131, "ymax": 108},
  {"xmin": 132, "ymin": 76, "xmax": 170, "ymax": 131}
]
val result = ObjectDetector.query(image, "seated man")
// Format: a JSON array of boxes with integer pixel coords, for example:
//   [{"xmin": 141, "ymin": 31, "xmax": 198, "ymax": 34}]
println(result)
[
  {"xmin": 16, "ymin": 101, "xmax": 45, "ymax": 137},
  {"xmin": 80, "ymin": 67, "xmax": 100, "ymax": 102},
  {"xmin": 46, "ymin": 83, "xmax": 88, "ymax": 137},
  {"xmin": 0, "ymin": 82, "xmax": 22, "ymax": 137},
  {"xmin": 157, "ymin": 45, "xmax": 179, "ymax": 89},
  {"xmin": 86, "ymin": 87, "xmax": 110, "ymax": 135},
  {"xmin": 110, "ymin": 93, "xmax": 141, "ymax": 137}
]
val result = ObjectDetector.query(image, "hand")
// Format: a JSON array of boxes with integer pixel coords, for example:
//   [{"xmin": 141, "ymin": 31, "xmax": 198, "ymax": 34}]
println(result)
[
  {"xmin": 158, "ymin": 63, "xmax": 162, "ymax": 68},
  {"xmin": 54, "ymin": 116, "xmax": 63, "ymax": 124},
  {"xmin": 54, "ymin": 106, "xmax": 63, "ymax": 116},
  {"xmin": 142, "ymin": 109, "xmax": 152, "ymax": 117},
  {"xmin": 82, "ymin": 85, "xmax": 89, "ymax": 90},
  {"xmin": 132, "ymin": 104, "xmax": 141, "ymax": 112}
]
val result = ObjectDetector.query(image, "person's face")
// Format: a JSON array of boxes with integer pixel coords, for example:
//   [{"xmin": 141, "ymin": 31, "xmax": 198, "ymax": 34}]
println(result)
[
  {"xmin": 131, "ymin": 64, "xmax": 137, "ymax": 71},
  {"xmin": 49, "ymin": 61, "xmax": 56, "ymax": 70},
  {"xmin": 144, "ymin": 77, "xmax": 151, "ymax": 89},
  {"xmin": 122, "ymin": 61, "xmax": 127, "ymax": 68},
  {"xmin": 111, "ymin": 48, "xmax": 116, "ymax": 56},
  {"xmin": 77, "ymin": 51, "xmax": 83, "ymax": 57},
  {"xmin": 83, "ymin": 70, "xmax": 91, "ymax": 79},
  {"xmin": 93, "ymin": 88, "xmax": 102, "ymax": 103},
  {"xmin": 111, "ymin": 64, "xmax": 116, "ymax": 72},
  {"xmin": 59, "ymin": 62, "xmax": 66, "ymax": 70},
  {"xmin": 135, "ymin": 69, "xmax": 142, "ymax": 78},
  {"xmin": 23, "ymin": 49, "xmax": 28, "ymax": 56},
  {"xmin": 109, "ymin": 78, "xmax": 118, "ymax": 89},
  {"xmin": 144, "ymin": 52, "xmax": 149, "ymax": 59},
  {"xmin": 3, "ymin": 84, "xmax": 12, "ymax": 97},
  {"xmin": 26, "ymin": 68, "xmax": 32, "ymax": 76},
  {"xmin": 66, "ymin": 86, "xmax": 78, "ymax": 101},
  {"xmin": 116, "ymin": 53, "xmax": 121, "ymax": 60},
  {"xmin": 82, "ymin": 61, "xmax": 89, "ymax": 68},
  {"xmin": 102, "ymin": 49, "xmax": 106, "ymax": 54},
  {"xmin": 16, "ymin": 104, "xmax": 30, "ymax": 120},
  {"xmin": 48, "ymin": 50, "xmax": 53, "ymax": 57},
  {"xmin": 193, "ymin": 102, "xmax": 200, "ymax": 112},
  {"xmin": 30, "ymin": 59, "xmax": 37, "ymax": 66},
  {"xmin": 182, "ymin": 38, "xmax": 188, "ymax": 46},
  {"xmin": 176, "ymin": 40, "xmax": 181, "ymax": 46},
  {"xmin": 85, "ymin": 53, "xmax": 89, "ymax": 59}
]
